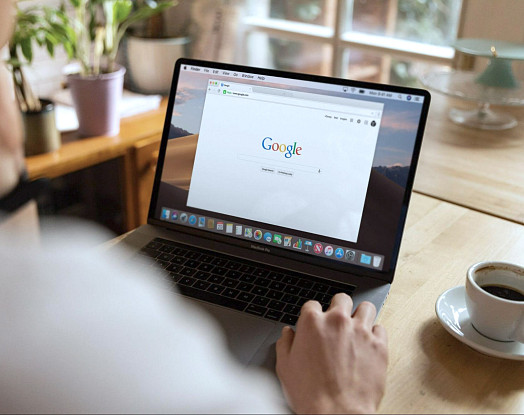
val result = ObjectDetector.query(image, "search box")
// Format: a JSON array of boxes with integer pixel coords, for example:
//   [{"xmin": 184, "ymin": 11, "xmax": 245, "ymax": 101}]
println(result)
[{"xmin": 238, "ymin": 154, "xmax": 321, "ymax": 174}]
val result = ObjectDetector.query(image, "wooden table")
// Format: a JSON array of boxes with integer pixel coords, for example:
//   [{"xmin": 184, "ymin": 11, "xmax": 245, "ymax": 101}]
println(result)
[
  {"xmin": 414, "ymin": 93, "xmax": 524, "ymax": 224},
  {"xmin": 108, "ymin": 192, "xmax": 524, "ymax": 413},
  {"xmin": 82, "ymin": 94, "xmax": 524, "ymax": 412},
  {"xmin": 378, "ymin": 193, "xmax": 524, "ymax": 414}
]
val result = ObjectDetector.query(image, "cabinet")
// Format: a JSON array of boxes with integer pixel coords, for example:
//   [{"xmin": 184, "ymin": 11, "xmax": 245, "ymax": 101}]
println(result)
[
  {"xmin": 25, "ymin": 99, "xmax": 168, "ymax": 232},
  {"xmin": 127, "ymin": 135, "xmax": 161, "ymax": 227}
]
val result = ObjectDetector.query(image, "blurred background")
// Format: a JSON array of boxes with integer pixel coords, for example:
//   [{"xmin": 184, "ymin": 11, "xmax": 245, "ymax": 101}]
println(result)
[{"xmin": 9, "ymin": 0, "xmax": 524, "ymax": 236}]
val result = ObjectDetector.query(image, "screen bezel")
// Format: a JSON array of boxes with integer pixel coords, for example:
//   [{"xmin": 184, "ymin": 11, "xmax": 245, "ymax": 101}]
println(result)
[{"xmin": 148, "ymin": 58, "xmax": 431, "ymax": 284}]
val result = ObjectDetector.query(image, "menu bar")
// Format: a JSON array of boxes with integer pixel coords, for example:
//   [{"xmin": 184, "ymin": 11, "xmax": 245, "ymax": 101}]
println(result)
[{"xmin": 182, "ymin": 64, "xmax": 424, "ymax": 103}]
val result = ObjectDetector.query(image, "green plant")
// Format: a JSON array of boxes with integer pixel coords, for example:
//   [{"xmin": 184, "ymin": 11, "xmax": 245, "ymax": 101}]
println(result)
[
  {"xmin": 396, "ymin": 0, "xmax": 462, "ymax": 46},
  {"xmin": 67, "ymin": 0, "xmax": 175, "ymax": 75},
  {"xmin": 6, "ymin": 1, "xmax": 75, "ymax": 112}
]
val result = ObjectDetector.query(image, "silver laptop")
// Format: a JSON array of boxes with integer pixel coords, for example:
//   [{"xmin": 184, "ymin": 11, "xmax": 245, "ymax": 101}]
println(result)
[{"xmin": 119, "ymin": 58, "xmax": 430, "ymax": 370}]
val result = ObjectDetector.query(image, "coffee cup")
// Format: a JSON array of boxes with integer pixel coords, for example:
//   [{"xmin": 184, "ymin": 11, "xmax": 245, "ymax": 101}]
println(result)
[{"xmin": 465, "ymin": 261, "xmax": 524, "ymax": 342}]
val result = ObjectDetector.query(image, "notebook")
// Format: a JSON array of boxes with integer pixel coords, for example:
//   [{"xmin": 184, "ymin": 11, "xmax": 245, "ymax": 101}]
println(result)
[{"xmin": 118, "ymin": 58, "xmax": 431, "ymax": 369}]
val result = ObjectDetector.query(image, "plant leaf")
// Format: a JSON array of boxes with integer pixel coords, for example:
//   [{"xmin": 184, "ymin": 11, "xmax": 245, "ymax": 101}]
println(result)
[
  {"xmin": 45, "ymin": 38, "xmax": 55, "ymax": 56},
  {"xmin": 20, "ymin": 38, "xmax": 33, "ymax": 63},
  {"xmin": 114, "ymin": 0, "xmax": 132, "ymax": 23},
  {"xmin": 63, "ymin": 42, "xmax": 74, "ymax": 59}
]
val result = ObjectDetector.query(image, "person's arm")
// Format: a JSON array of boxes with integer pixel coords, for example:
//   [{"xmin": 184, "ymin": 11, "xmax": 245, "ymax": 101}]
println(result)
[
  {"xmin": 0, "ymin": 226, "xmax": 288, "ymax": 413},
  {"xmin": 0, "ymin": 0, "xmax": 24, "ymax": 198},
  {"xmin": 276, "ymin": 294, "xmax": 388, "ymax": 414}
]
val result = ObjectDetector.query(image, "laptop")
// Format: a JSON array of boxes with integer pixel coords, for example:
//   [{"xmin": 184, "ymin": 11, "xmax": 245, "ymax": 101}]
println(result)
[{"xmin": 119, "ymin": 58, "xmax": 430, "ymax": 370}]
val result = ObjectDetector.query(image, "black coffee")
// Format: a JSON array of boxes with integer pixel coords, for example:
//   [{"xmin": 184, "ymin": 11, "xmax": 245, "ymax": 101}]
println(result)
[{"xmin": 481, "ymin": 284, "xmax": 524, "ymax": 301}]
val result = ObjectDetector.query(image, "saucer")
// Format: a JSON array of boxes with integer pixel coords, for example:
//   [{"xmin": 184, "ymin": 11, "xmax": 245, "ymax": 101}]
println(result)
[{"xmin": 435, "ymin": 286, "xmax": 524, "ymax": 360}]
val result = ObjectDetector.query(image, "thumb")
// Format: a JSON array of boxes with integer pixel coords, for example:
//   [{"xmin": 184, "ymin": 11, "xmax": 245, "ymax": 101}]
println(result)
[{"xmin": 276, "ymin": 325, "xmax": 295, "ymax": 357}]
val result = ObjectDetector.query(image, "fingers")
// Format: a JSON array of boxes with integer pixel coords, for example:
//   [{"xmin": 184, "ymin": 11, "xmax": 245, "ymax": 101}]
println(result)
[
  {"xmin": 352, "ymin": 301, "xmax": 377, "ymax": 329},
  {"xmin": 328, "ymin": 292, "xmax": 353, "ymax": 311},
  {"xmin": 372, "ymin": 324, "xmax": 388, "ymax": 343},
  {"xmin": 276, "ymin": 325, "xmax": 295, "ymax": 357},
  {"xmin": 301, "ymin": 299, "xmax": 322, "ymax": 314},
  {"xmin": 299, "ymin": 296, "xmax": 377, "ymax": 332},
  {"xmin": 295, "ymin": 300, "xmax": 322, "ymax": 332}
]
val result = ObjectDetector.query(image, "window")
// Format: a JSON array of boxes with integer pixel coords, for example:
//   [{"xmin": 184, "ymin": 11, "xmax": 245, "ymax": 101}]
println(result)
[
  {"xmin": 188, "ymin": 79, "xmax": 383, "ymax": 241},
  {"xmin": 242, "ymin": 0, "xmax": 463, "ymax": 86}
]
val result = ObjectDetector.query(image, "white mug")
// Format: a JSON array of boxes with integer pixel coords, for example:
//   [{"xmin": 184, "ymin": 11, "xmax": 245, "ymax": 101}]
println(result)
[{"xmin": 465, "ymin": 261, "xmax": 524, "ymax": 343}]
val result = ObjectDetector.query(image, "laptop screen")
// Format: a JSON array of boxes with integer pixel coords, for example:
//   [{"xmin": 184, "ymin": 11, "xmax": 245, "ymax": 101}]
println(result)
[{"xmin": 149, "ymin": 59, "xmax": 430, "ymax": 279}]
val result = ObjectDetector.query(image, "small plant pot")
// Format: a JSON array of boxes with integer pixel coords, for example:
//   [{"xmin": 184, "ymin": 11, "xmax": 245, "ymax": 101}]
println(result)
[
  {"xmin": 68, "ymin": 65, "xmax": 126, "ymax": 137},
  {"xmin": 22, "ymin": 99, "xmax": 61, "ymax": 156},
  {"xmin": 125, "ymin": 36, "xmax": 189, "ymax": 95}
]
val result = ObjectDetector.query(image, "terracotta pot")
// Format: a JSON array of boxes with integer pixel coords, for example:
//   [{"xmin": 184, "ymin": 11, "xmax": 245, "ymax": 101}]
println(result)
[
  {"xmin": 68, "ymin": 65, "xmax": 126, "ymax": 137},
  {"xmin": 22, "ymin": 99, "xmax": 61, "ymax": 156}
]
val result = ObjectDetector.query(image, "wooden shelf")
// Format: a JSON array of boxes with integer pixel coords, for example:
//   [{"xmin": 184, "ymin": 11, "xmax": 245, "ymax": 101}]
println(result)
[
  {"xmin": 26, "ymin": 99, "xmax": 168, "ymax": 180},
  {"xmin": 25, "ymin": 99, "xmax": 168, "ymax": 231}
]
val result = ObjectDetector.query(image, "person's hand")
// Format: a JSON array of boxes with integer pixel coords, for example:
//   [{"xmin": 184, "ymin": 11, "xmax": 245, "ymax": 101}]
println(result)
[{"xmin": 276, "ymin": 294, "xmax": 388, "ymax": 414}]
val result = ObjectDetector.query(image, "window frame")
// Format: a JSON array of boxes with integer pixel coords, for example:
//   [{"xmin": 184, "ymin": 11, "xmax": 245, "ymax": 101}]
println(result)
[{"xmin": 241, "ymin": 0, "xmax": 466, "ymax": 79}]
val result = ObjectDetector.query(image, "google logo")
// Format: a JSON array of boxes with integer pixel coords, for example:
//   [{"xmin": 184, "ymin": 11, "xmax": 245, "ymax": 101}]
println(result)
[{"xmin": 262, "ymin": 137, "xmax": 302, "ymax": 159}]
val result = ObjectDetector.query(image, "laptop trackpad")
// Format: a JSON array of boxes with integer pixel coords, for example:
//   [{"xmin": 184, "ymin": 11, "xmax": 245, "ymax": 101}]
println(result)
[{"xmin": 194, "ymin": 300, "xmax": 278, "ymax": 366}]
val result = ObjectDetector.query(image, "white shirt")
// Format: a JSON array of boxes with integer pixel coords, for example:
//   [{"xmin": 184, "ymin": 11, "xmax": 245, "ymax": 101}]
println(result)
[{"xmin": 0, "ymin": 220, "xmax": 287, "ymax": 413}]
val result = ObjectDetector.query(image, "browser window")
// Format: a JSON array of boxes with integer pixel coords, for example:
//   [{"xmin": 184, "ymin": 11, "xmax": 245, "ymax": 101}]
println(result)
[{"xmin": 187, "ymin": 80, "xmax": 384, "ymax": 243}]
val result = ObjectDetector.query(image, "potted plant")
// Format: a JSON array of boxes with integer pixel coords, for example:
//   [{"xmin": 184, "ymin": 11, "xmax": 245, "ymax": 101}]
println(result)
[
  {"xmin": 65, "ymin": 0, "xmax": 173, "ymax": 137},
  {"xmin": 125, "ymin": 0, "xmax": 190, "ymax": 94},
  {"xmin": 6, "ymin": 2, "xmax": 74, "ymax": 155}
]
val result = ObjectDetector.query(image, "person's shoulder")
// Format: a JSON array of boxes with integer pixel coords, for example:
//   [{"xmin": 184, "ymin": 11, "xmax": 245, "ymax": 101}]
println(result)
[
  {"xmin": 0, "ymin": 219, "xmax": 290, "ymax": 413},
  {"xmin": 0, "ymin": 218, "xmax": 166, "ymax": 306}
]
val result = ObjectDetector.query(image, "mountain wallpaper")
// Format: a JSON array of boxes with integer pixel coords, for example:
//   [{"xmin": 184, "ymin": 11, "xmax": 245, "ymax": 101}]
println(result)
[{"xmin": 372, "ymin": 165, "xmax": 410, "ymax": 188}]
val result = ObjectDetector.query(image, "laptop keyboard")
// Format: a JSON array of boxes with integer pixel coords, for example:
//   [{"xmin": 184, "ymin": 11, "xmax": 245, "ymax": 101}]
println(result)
[{"xmin": 138, "ymin": 237, "xmax": 356, "ymax": 326}]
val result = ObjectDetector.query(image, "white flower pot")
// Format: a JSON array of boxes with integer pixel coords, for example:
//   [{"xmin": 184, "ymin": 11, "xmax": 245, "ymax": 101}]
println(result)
[{"xmin": 125, "ymin": 35, "xmax": 190, "ymax": 95}]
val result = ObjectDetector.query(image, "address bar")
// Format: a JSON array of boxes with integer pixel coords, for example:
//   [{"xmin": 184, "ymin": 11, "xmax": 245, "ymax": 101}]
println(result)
[
  {"xmin": 252, "ymin": 86, "xmax": 292, "ymax": 97},
  {"xmin": 228, "ymin": 84, "xmax": 382, "ymax": 118}
]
